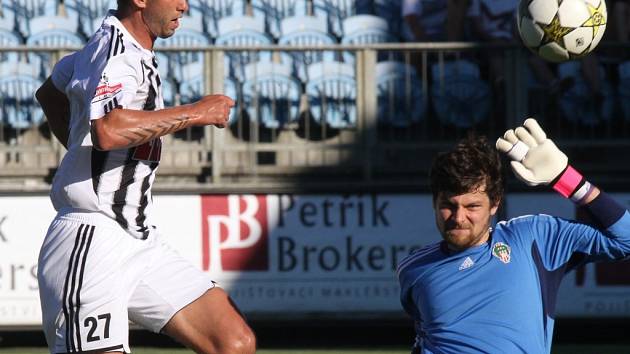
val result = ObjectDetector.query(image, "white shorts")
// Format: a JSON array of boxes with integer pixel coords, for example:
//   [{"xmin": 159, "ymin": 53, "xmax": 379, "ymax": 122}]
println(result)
[{"xmin": 37, "ymin": 209, "xmax": 215, "ymax": 354}]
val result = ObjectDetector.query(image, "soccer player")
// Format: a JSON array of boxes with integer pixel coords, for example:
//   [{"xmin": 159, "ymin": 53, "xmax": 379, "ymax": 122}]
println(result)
[
  {"xmin": 397, "ymin": 119, "xmax": 630, "ymax": 353},
  {"xmin": 34, "ymin": 1, "xmax": 256, "ymax": 353}
]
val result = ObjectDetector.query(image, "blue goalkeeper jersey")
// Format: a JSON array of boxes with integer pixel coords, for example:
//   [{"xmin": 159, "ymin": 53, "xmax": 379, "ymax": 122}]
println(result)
[{"xmin": 397, "ymin": 194, "xmax": 630, "ymax": 354}]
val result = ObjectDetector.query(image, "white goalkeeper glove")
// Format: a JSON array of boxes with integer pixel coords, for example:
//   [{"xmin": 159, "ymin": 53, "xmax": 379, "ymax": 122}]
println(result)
[{"xmin": 496, "ymin": 118, "xmax": 593, "ymax": 203}]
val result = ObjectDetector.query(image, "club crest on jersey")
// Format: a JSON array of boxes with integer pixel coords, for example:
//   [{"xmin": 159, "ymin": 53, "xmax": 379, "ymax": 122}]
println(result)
[{"xmin": 492, "ymin": 242, "xmax": 511, "ymax": 264}]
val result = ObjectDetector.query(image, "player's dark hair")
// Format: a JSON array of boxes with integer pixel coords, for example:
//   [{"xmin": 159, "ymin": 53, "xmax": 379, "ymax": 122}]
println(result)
[{"xmin": 430, "ymin": 134, "xmax": 504, "ymax": 206}]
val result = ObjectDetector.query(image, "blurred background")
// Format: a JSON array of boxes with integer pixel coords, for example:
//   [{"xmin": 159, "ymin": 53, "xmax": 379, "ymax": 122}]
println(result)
[{"xmin": 1, "ymin": 0, "xmax": 630, "ymax": 353}]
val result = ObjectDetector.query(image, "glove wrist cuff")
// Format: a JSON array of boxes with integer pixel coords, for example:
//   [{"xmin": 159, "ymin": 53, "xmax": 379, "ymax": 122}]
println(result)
[{"xmin": 552, "ymin": 165, "xmax": 583, "ymax": 198}]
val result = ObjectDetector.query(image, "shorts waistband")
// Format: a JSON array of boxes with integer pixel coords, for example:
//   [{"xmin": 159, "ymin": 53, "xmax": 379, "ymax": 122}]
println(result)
[{"xmin": 56, "ymin": 207, "xmax": 122, "ymax": 230}]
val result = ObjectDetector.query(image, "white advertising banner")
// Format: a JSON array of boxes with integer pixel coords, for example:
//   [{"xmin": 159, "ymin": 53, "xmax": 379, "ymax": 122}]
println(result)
[
  {"xmin": 0, "ymin": 196, "xmax": 55, "ymax": 326},
  {"xmin": 188, "ymin": 194, "xmax": 436, "ymax": 316},
  {"xmin": 2, "ymin": 193, "xmax": 630, "ymax": 327}
]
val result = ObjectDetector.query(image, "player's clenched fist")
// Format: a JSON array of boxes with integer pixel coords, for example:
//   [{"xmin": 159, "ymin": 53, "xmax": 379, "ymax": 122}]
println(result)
[{"xmin": 192, "ymin": 94, "xmax": 235, "ymax": 128}]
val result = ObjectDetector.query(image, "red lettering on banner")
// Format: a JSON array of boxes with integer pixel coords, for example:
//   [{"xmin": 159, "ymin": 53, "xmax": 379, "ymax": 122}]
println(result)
[
  {"xmin": 201, "ymin": 195, "xmax": 269, "ymax": 272},
  {"xmin": 132, "ymin": 139, "xmax": 161, "ymax": 162}
]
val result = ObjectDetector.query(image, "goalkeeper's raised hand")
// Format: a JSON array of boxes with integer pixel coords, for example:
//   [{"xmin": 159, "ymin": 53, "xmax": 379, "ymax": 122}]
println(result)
[{"xmin": 496, "ymin": 118, "xmax": 594, "ymax": 204}]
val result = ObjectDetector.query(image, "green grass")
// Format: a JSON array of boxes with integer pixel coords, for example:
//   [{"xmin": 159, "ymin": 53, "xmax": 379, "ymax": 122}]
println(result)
[{"xmin": 1, "ymin": 346, "xmax": 630, "ymax": 354}]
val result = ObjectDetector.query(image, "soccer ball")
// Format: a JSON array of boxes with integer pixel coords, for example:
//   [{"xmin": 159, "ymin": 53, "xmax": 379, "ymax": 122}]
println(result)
[{"xmin": 517, "ymin": 0, "xmax": 607, "ymax": 62}]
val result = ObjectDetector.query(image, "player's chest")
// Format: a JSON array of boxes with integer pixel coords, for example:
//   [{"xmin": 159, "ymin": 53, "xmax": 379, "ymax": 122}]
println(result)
[{"xmin": 414, "ymin": 242, "xmax": 538, "ymax": 318}]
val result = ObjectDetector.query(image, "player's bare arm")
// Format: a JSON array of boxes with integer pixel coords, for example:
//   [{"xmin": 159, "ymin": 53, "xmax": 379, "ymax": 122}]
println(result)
[
  {"xmin": 35, "ymin": 77, "xmax": 71, "ymax": 149},
  {"xmin": 91, "ymin": 94, "xmax": 235, "ymax": 151}
]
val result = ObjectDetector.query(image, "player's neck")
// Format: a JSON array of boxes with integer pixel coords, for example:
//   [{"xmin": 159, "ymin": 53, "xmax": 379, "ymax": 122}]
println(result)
[{"xmin": 117, "ymin": 11, "xmax": 155, "ymax": 50}]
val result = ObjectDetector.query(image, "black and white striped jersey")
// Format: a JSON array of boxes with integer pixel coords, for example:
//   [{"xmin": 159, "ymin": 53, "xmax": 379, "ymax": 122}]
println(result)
[{"xmin": 50, "ymin": 12, "xmax": 165, "ymax": 239}]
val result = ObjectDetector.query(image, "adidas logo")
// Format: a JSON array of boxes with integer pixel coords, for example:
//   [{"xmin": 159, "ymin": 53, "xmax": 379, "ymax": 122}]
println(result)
[{"xmin": 459, "ymin": 256, "xmax": 475, "ymax": 270}]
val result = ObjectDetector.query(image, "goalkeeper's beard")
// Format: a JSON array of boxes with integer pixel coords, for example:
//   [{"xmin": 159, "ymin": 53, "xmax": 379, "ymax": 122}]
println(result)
[{"xmin": 442, "ymin": 222, "xmax": 492, "ymax": 250}]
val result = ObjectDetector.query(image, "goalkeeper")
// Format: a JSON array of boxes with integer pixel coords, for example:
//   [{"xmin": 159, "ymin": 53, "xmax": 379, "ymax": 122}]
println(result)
[{"xmin": 397, "ymin": 119, "xmax": 630, "ymax": 354}]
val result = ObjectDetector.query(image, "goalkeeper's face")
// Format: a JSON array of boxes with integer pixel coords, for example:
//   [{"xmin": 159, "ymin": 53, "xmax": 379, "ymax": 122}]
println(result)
[{"xmin": 434, "ymin": 186, "xmax": 499, "ymax": 251}]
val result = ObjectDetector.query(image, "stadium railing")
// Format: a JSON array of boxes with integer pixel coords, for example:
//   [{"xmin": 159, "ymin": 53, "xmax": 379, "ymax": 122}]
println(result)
[{"xmin": 0, "ymin": 42, "xmax": 628, "ymax": 193}]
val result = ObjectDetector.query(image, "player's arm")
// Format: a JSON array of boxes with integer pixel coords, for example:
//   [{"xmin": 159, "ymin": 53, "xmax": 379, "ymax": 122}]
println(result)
[
  {"xmin": 35, "ymin": 77, "xmax": 70, "ymax": 149},
  {"xmin": 91, "ymin": 95, "xmax": 234, "ymax": 151},
  {"xmin": 496, "ymin": 119, "xmax": 630, "ymax": 253}
]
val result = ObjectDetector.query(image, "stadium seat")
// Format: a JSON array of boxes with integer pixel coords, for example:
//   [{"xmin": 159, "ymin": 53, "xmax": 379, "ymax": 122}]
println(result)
[
  {"xmin": 619, "ymin": 61, "xmax": 630, "ymax": 122},
  {"xmin": 306, "ymin": 61, "xmax": 356, "ymax": 129},
  {"xmin": 0, "ymin": 28, "xmax": 21, "ymax": 63},
  {"xmin": 177, "ymin": 61, "xmax": 238, "ymax": 125},
  {"xmin": 340, "ymin": 14, "xmax": 392, "ymax": 65},
  {"xmin": 375, "ymin": 61, "xmax": 425, "ymax": 127},
  {"xmin": 26, "ymin": 15, "xmax": 85, "ymax": 78},
  {"xmin": 6, "ymin": 0, "xmax": 59, "ymax": 37},
  {"xmin": 278, "ymin": 15, "xmax": 336, "ymax": 82},
  {"xmin": 430, "ymin": 59, "xmax": 491, "ymax": 128},
  {"xmin": 0, "ymin": 2, "xmax": 16, "ymax": 32},
  {"xmin": 154, "ymin": 15, "xmax": 209, "ymax": 84},
  {"xmin": 250, "ymin": 0, "xmax": 308, "ymax": 39},
  {"xmin": 312, "ymin": 0, "xmax": 355, "ymax": 38},
  {"xmin": 63, "ymin": 0, "xmax": 117, "ymax": 37},
  {"xmin": 0, "ymin": 61, "xmax": 43, "ymax": 129},
  {"xmin": 187, "ymin": 0, "xmax": 247, "ymax": 39},
  {"xmin": 214, "ymin": 15, "xmax": 273, "ymax": 81},
  {"xmin": 242, "ymin": 60, "xmax": 301, "ymax": 129},
  {"xmin": 372, "ymin": 0, "xmax": 402, "ymax": 40},
  {"xmin": 557, "ymin": 61, "xmax": 614, "ymax": 126}
]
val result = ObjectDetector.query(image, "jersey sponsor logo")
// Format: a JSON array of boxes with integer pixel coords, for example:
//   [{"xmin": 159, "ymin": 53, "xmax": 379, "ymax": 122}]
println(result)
[
  {"xmin": 93, "ymin": 82, "xmax": 123, "ymax": 103},
  {"xmin": 132, "ymin": 139, "xmax": 162, "ymax": 162},
  {"xmin": 459, "ymin": 256, "xmax": 475, "ymax": 270},
  {"xmin": 492, "ymin": 242, "xmax": 511, "ymax": 264},
  {"xmin": 201, "ymin": 195, "xmax": 269, "ymax": 272}
]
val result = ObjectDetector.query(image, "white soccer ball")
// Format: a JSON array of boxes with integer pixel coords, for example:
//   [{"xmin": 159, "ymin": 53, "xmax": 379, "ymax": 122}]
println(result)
[{"xmin": 517, "ymin": 0, "xmax": 607, "ymax": 62}]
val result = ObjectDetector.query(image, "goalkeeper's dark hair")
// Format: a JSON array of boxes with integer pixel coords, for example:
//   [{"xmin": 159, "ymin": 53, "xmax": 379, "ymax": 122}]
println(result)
[{"xmin": 430, "ymin": 133, "xmax": 504, "ymax": 206}]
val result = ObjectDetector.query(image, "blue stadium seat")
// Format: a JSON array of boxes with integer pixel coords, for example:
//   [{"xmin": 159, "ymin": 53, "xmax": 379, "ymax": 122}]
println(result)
[
  {"xmin": 6, "ymin": 0, "xmax": 59, "ymax": 37},
  {"xmin": 177, "ymin": 61, "xmax": 238, "ymax": 125},
  {"xmin": 306, "ymin": 61, "xmax": 356, "ymax": 129},
  {"xmin": 26, "ymin": 15, "xmax": 85, "ymax": 78},
  {"xmin": 430, "ymin": 59, "xmax": 491, "ymax": 128},
  {"xmin": 154, "ymin": 15, "xmax": 209, "ymax": 84},
  {"xmin": 242, "ymin": 60, "xmax": 301, "ymax": 129},
  {"xmin": 375, "ymin": 61, "xmax": 425, "ymax": 127},
  {"xmin": 312, "ymin": 0, "xmax": 355, "ymax": 38},
  {"xmin": 0, "ymin": 61, "xmax": 43, "ymax": 129},
  {"xmin": 341, "ymin": 14, "xmax": 392, "ymax": 64},
  {"xmin": 0, "ymin": 1, "xmax": 16, "ymax": 32},
  {"xmin": 187, "ymin": 0, "xmax": 247, "ymax": 38},
  {"xmin": 557, "ymin": 61, "xmax": 614, "ymax": 126},
  {"xmin": 250, "ymin": 0, "xmax": 308, "ymax": 39},
  {"xmin": 63, "ymin": 0, "xmax": 117, "ymax": 37},
  {"xmin": 278, "ymin": 15, "xmax": 336, "ymax": 82},
  {"xmin": 0, "ymin": 28, "xmax": 21, "ymax": 63},
  {"xmin": 372, "ymin": 0, "xmax": 402, "ymax": 40},
  {"xmin": 214, "ymin": 15, "xmax": 273, "ymax": 81},
  {"xmin": 619, "ymin": 61, "xmax": 630, "ymax": 122}
]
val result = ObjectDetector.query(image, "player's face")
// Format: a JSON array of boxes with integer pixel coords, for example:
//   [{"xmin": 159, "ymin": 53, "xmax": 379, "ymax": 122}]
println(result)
[
  {"xmin": 143, "ymin": 0, "xmax": 188, "ymax": 39},
  {"xmin": 434, "ymin": 185, "xmax": 499, "ymax": 251}
]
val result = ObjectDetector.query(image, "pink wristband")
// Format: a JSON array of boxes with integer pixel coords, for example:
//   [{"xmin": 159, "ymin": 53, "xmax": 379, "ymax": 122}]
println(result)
[{"xmin": 552, "ymin": 165, "xmax": 583, "ymax": 198}]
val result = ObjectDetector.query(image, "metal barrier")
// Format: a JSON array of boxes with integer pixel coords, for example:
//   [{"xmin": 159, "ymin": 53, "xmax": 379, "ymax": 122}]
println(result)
[{"xmin": 0, "ymin": 43, "xmax": 628, "ymax": 192}]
